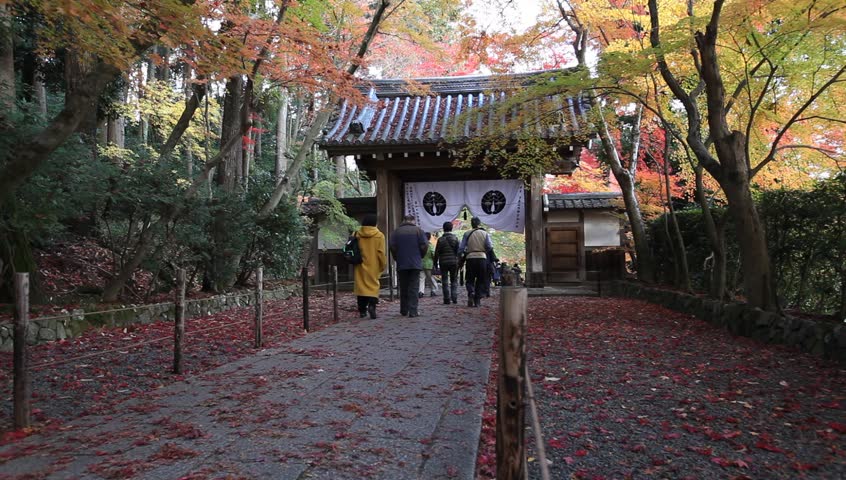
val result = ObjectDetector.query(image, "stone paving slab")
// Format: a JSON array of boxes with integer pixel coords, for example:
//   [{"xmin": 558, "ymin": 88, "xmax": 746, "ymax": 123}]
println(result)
[{"xmin": 0, "ymin": 294, "xmax": 496, "ymax": 480}]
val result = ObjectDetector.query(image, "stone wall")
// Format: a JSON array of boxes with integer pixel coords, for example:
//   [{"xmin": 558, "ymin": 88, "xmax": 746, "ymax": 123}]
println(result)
[
  {"xmin": 605, "ymin": 281, "xmax": 846, "ymax": 363},
  {"xmin": 0, "ymin": 284, "xmax": 301, "ymax": 351}
]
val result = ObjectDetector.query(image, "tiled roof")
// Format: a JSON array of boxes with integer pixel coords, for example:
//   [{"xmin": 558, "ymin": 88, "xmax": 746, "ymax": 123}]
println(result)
[
  {"xmin": 546, "ymin": 192, "xmax": 622, "ymax": 210},
  {"xmin": 319, "ymin": 70, "xmax": 588, "ymax": 150}
]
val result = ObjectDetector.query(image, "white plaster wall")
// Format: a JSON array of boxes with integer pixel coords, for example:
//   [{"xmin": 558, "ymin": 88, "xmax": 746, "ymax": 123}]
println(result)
[
  {"xmin": 547, "ymin": 210, "xmax": 579, "ymax": 223},
  {"xmin": 584, "ymin": 211, "xmax": 621, "ymax": 247}
]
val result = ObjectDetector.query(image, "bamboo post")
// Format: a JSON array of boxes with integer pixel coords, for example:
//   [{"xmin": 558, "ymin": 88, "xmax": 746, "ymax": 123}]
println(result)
[
  {"xmin": 497, "ymin": 286, "xmax": 528, "ymax": 480},
  {"xmin": 302, "ymin": 267, "xmax": 310, "ymax": 332},
  {"xmin": 255, "ymin": 267, "xmax": 263, "ymax": 348},
  {"xmin": 173, "ymin": 268, "xmax": 186, "ymax": 374},
  {"xmin": 13, "ymin": 273, "xmax": 31, "ymax": 429},
  {"xmin": 332, "ymin": 265, "xmax": 339, "ymax": 323}
]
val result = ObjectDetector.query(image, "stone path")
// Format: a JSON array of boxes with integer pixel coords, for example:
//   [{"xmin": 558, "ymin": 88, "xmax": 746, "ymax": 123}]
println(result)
[{"xmin": 0, "ymin": 294, "xmax": 496, "ymax": 480}]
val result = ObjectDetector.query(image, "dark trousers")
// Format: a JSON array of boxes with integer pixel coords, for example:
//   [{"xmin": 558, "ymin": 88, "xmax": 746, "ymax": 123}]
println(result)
[
  {"xmin": 465, "ymin": 258, "xmax": 489, "ymax": 305},
  {"xmin": 357, "ymin": 296, "xmax": 377, "ymax": 314},
  {"xmin": 440, "ymin": 265, "xmax": 458, "ymax": 302},
  {"xmin": 398, "ymin": 269, "xmax": 421, "ymax": 315}
]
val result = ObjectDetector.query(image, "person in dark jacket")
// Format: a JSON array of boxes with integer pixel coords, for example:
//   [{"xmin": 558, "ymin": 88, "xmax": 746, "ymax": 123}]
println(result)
[
  {"xmin": 389, "ymin": 215, "xmax": 428, "ymax": 317},
  {"xmin": 434, "ymin": 221, "xmax": 460, "ymax": 305}
]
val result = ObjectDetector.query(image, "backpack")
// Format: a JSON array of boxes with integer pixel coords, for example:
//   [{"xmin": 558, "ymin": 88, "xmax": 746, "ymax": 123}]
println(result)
[{"xmin": 342, "ymin": 234, "xmax": 363, "ymax": 264}]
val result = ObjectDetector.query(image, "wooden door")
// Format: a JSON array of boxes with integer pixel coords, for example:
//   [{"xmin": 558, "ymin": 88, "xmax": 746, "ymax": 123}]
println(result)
[{"xmin": 545, "ymin": 226, "xmax": 583, "ymax": 283}]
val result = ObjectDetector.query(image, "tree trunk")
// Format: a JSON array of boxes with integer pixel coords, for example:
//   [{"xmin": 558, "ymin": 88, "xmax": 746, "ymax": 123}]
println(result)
[
  {"xmin": 140, "ymin": 62, "xmax": 150, "ymax": 145},
  {"xmin": 334, "ymin": 155, "xmax": 345, "ymax": 198},
  {"xmin": 96, "ymin": 118, "xmax": 108, "ymax": 146},
  {"xmin": 183, "ymin": 62, "xmax": 193, "ymax": 177},
  {"xmin": 243, "ymin": 128, "xmax": 253, "ymax": 191},
  {"xmin": 0, "ymin": 4, "xmax": 14, "ymax": 119},
  {"xmin": 216, "ymin": 77, "xmax": 244, "ymax": 191},
  {"xmin": 34, "ymin": 77, "xmax": 47, "ymax": 116},
  {"xmin": 718, "ymin": 134, "xmax": 775, "ymax": 310},
  {"xmin": 661, "ymin": 135, "xmax": 691, "ymax": 292},
  {"xmin": 259, "ymin": 0, "xmax": 389, "ymax": 217},
  {"xmin": 64, "ymin": 50, "xmax": 100, "ymax": 134},
  {"xmin": 275, "ymin": 90, "xmax": 289, "ymax": 184},
  {"xmin": 839, "ymin": 263, "xmax": 846, "ymax": 320},
  {"xmin": 255, "ymin": 118, "xmax": 262, "ymax": 160},
  {"xmin": 595, "ymin": 106, "xmax": 655, "ymax": 283},
  {"xmin": 107, "ymin": 115, "xmax": 124, "ymax": 148},
  {"xmin": 694, "ymin": 166, "xmax": 726, "ymax": 299},
  {"xmin": 616, "ymin": 171, "xmax": 655, "ymax": 283},
  {"xmin": 209, "ymin": 75, "xmax": 245, "ymax": 292},
  {"xmin": 155, "ymin": 46, "xmax": 170, "ymax": 81},
  {"xmin": 0, "ymin": 230, "xmax": 38, "ymax": 303}
]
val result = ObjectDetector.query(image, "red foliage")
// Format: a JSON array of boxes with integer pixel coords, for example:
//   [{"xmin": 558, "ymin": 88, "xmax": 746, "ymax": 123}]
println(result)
[
  {"xmin": 0, "ymin": 291, "xmax": 349, "ymax": 433},
  {"xmin": 475, "ymin": 297, "xmax": 845, "ymax": 479}
]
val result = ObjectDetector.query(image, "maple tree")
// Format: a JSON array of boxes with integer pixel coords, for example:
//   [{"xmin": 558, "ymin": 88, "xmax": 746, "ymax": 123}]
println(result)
[
  {"xmin": 1, "ymin": 0, "xmax": 476, "ymax": 303},
  {"xmin": 472, "ymin": 0, "xmax": 845, "ymax": 305},
  {"xmin": 458, "ymin": 0, "xmax": 665, "ymax": 284},
  {"xmin": 645, "ymin": 0, "xmax": 846, "ymax": 310}
]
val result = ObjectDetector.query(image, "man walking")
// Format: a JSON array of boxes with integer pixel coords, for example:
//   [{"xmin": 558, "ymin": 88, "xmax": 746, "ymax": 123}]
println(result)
[
  {"xmin": 390, "ymin": 215, "xmax": 428, "ymax": 317},
  {"xmin": 434, "ymin": 221, "xmax": 460, "ymax": 305},
  {"xmin": 459, "ymin": 217, "xmax": 493, "ymax": 307}
]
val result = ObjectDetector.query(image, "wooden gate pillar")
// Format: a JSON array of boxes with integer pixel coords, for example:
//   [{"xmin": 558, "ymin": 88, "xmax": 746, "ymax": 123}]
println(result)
[
  {"xmin": 376, "ymin": 167, "xmax": 401, "ymax": 287},
  {"xmin": 376, "ymin": 167, "xmax": 390, "ymax": 239},
  {"xmin": 525, "ymin": 174, "xmax": 545, "ymax": 287}
]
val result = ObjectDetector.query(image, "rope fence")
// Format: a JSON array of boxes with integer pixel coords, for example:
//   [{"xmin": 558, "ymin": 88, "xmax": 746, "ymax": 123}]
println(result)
[
  {"xmin": 8, "ymin": 264, "xmax": 369, "ymax": 429},
  {"xmin": 526, "ymin": 364, "xmax": 551, "ymax": 480},
  {"xmin": 25, "ymin": 289, "xmax": 260, "ymax": 325}
]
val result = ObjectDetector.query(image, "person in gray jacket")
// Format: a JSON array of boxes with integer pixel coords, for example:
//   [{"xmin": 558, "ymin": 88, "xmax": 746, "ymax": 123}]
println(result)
[
  {"xmin": 389, "ymin": 215, "xmax": 428, "ymax": 317},
  {"xmin": 458, "ymin": 217, "xmax": 493, "ymax": 307}
]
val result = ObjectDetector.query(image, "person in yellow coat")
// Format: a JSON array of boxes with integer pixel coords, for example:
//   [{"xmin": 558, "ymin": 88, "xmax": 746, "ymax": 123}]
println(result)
[{"xmin": 354, "ymin": 214, "xmax": 387, "ymax": 319}]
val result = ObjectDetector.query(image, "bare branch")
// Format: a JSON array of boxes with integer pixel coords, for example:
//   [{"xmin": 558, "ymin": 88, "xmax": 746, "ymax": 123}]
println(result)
[
  {"xmin": 647, "ymin": 0, "xmax": 720, "ymax": 175},
  {"xmin": 794, "ymin": 115, "xmax": 846, "ymax": 125},
  {"xmin": 743, "ymin": 60, "xmax": 776, "ymax": 171},
  {"xmin": 752, "ymin": 64, "xmax": 846, "ymax": 178}
]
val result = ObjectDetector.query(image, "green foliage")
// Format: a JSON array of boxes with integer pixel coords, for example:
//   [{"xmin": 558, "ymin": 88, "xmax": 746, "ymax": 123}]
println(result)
[
  {"xmin": 759, "ymin": 175, "xmax": 846, "ymax": 316},
  {"xmin": 457, "ymin": 133, "xmax": 561, "ymax": 180},
  {"xmin": 135, "ymin": 81, "xmax": 222, "ymax": 160},
  {"xmin": 237, "ymin": 173, "xmax": 309, "ymax": 281},
  {"xmin": 489, "ymin": 230, "xmax": 525, "ymax": 267},
  {"xmin": 1, "ymin": 110, "xmax": 106, "ymax": 243},
  {"xmin": 649, "ymin": 208, "xmax": 738, "ymax": 292},
  {"xmin": 310, "ymin": 179, "xmax": 358, "ymax": 247},
  {"xmin": 650, "ymin": 175, "xmax": 846, "ymax": 316}
]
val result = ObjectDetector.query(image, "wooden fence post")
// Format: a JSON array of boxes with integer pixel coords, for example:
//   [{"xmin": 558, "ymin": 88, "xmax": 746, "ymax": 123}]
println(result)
[
  {"xmin": 13, "ymin": 273, "xmax": 31, "ymax": 429},
  {"xmin": 302, "ymin": 267, "xmax": 310, "ymax": 332},
  {"xmin": 497, "ymin": 286, "xmax": 528, "ymax": 480},
  {"xmin": 173, "ymin": 268, "xmax": 186, "ymax": 374},
  {"xmin": 255, "ymin": 267, "xmax": 263, "ymax": 348},
  {"xmin": 332, "ymin": 265, "xmax": 339, "ymax": 323}
]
